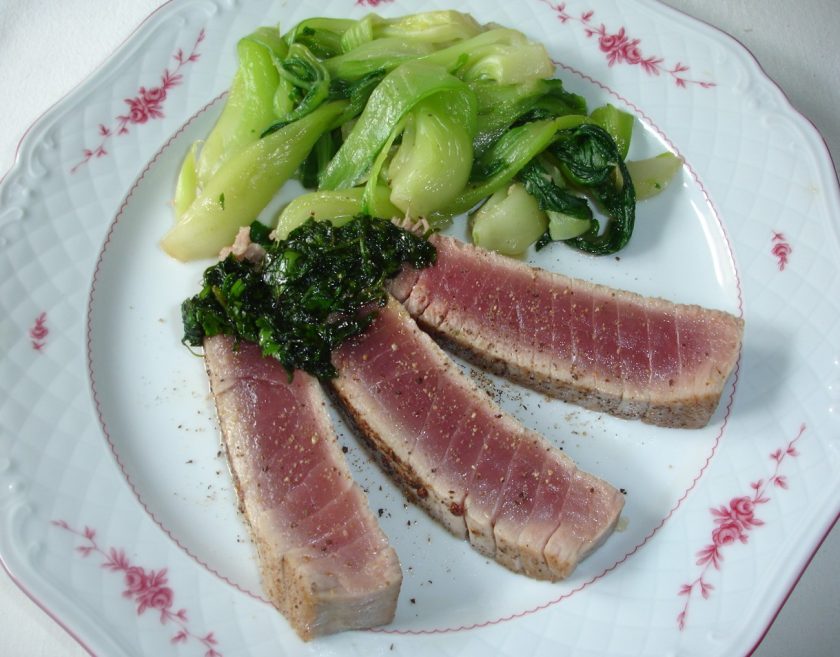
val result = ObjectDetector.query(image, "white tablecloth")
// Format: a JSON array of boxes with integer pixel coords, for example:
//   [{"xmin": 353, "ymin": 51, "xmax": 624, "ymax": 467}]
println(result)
[{"xmin": 1, "ymin": 1, "xmax": 838, "ymax": 655}]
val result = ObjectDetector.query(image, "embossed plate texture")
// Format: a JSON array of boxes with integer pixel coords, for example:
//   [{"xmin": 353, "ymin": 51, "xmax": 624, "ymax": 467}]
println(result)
[{"xmin": 1, "ymin": 1, "xmax": 838, "ymax": 656}]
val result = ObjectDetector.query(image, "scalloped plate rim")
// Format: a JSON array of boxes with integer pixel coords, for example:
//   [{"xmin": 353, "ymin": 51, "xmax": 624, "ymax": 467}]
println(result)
[{"xmin": 1, "ymin": 1, "xmax": 839, "ymax": 656}]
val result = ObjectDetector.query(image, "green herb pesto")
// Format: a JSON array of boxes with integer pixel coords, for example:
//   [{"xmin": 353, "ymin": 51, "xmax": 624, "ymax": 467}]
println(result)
[{"xmin": 181, "ymin": 216, "xmax": 436, "ymax": 379}]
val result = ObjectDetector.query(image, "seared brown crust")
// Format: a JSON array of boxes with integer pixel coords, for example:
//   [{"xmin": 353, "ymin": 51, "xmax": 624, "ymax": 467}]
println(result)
[
  {"xmin": 330, "ymin": 300, "xmax": 624, "ymax": 581},
  {"xmin": 414, "ymin": 312, "xmax": 739, "ymax": 430},
  {"xmin": 330, "ymin": 383, "xmax": 441, "ymax": 516}
]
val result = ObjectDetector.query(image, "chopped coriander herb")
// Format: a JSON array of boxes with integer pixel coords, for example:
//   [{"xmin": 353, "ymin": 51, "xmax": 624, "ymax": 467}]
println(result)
[
  {"xmin": 248, "ymin": 220, "xmax": 273, "ymax": 247},
  {"xmin": 181, "ymin": 216, "xmax": 436, "ymax": 379},
  {"xmin": 218, "ymin": 193, "xmax": 225, "ymax": 209}
]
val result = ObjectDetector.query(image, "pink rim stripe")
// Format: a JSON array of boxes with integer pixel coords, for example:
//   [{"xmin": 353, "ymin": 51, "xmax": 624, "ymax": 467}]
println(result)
[
  {"xmin": 0, "ymin": 0, "xmax": 837, "ymax": 653},
  {"xmin": 85, "ymin": 91, "xmax": 271, "ymax": 607},
  {"xmin": 0, "ymin": 556, "xmax": 97, "ymax": 657},
  {"xmin": 0, "ymin": 0, "xmax": 180, "ymax": 188}
]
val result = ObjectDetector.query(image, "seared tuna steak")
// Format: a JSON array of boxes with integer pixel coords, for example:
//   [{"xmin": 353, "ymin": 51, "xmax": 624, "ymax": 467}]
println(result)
[
  {"xmin": 390, "ymin": 235, "xmax": 743, "ymax": 429},
  {"xmin": 204, "ymin": 336, "xmax": 401, "ymax": 639},
  {"xmin": 331, "ymin": 299, "xmax": 624, "ymax": 580}
]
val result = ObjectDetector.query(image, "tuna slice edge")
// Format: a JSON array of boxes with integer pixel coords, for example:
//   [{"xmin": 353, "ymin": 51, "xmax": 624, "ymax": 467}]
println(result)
[
  {"xmin": 390, "ymin": 234, "xmax": 744, "ymax": 429},
  {"xmin": 330, "ymin": 298, "xmax": 624, "ymax": 581},
  {"xmin": 204, "ymin": 335, "xmax": 402, "ymax": 640}
]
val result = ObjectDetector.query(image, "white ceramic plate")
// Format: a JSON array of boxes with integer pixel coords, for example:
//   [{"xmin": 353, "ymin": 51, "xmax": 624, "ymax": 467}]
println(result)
[{"xmin": 1, "ymin": 1, "xmax": 838, "ymax": 655}]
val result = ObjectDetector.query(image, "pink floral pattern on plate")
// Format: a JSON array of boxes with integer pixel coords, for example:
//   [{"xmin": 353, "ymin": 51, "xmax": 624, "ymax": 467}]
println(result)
[
  {"xmin": 676, "ymin": 424, "xmax": 805, "ymax": 630},
  {"xmin": 70, "ymin": 29, "xmax": 205, "ymax": 173},
  {"xmin": 29, "ymin": 311, "xmax": 48, "ymax": 352},
  {"xmin": 771, "ymin": 232, "xmax": 792, "ymax": 270},
  {"xmin": 52, "ymin": 521, "xmax": 223, "ymax": 656},
  {"xmin": 539, "ymin": 0, "xmax": 715, "ymax": 88}
]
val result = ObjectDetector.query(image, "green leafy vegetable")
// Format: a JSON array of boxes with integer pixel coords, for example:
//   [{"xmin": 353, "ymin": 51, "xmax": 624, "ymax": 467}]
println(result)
[
  {"xmin": 284, "ymin": 17, "xmax": 356, "ymax": 59},
  {"xmin": 471, "ymin": 78, "xmax": 587, "ymax": 156},
  {"xmin": 470, "ymin": 182, "xmax": 547, "ymax": 255},
  {"xmin": 324, "ymin": 38, "xmax": 436, "ymax": 81},
  {"xmin": 181, "ymin": 216, "xmax": 436, "ymax": 378},
  {"xmin": 274, "ymin": 43, "xmax": 332, "ymax": 124},
  {"xmin": 387, "ymin": 92, "xmax": 475, "ymax": 216},
  {"xmin": 589, "ymin": 104, "xmax": 634, "ymax": 159},
  {"xmin": 166, "ymin": 10, "xmax": 675, "ymax": 264},
  {"xmin": 626, "ymin": 152, "xmax": 683, "ymax": 200},
  {"xmin": 520, "ymin": 160, "xmax": 593, "ymax": 246},
  {"xmin": 298, "ymin": 129, "xmax": 339, "ymax": 189},
  {"xmin": 546, "ymin": 123, "xmax": 636, "ymax": 255},
  {"xmin": 442, "ymin": 114, "xmax": 589, "ymax": 218},
  {"xmin": 173, "ymin": 142, "xmax": 199, "ymax": 219},
  {"xmin": 329, "ymin": 68, "xmax": 388, "ymax": 124},
  {"xmin": 377, "ymin": 10, "xmax": 482, "ymax": 44},
  {"xmin": 319, "ymin": 60, "xmax": 475, "ymax": 191},
  {"xmin": 273, "ymin": 186, "xmax": 400, "ymax": 240},
  {"xmin": 194, "ymin": 28, "xmax": 288, "ymax": 189},
  {"xmin": 161, "ymin": 100, "xmax": 348, "ymax": 261},
  {"xmin": 421, "ymin": 28, "xmax": 551, "ymax": 82}
]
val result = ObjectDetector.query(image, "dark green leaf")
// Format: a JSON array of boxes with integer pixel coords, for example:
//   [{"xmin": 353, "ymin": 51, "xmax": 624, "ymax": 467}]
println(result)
[
  {"xmin": 181, "ymin": 216, "xmax": 436, "ymax": 379},
  {"xmin": 248, "ymin": 220, "xmax": 273, "ymax": 247},
  {"xmin": 546, "ymin": 123, "xmax": 636, "ymax": 255}
]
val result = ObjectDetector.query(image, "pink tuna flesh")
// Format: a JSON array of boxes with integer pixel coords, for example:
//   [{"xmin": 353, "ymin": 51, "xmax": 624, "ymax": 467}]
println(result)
[
  {"xmin": 203, "ymin": 336, "xmax": 401, "ymax": 639},
  {"xmin": 330, "ymin": 299, "xmax": 623, "ymax": 580},
  {"xmin": 390, "ymin": 234, "xmax": 743, "ymax": 429}
]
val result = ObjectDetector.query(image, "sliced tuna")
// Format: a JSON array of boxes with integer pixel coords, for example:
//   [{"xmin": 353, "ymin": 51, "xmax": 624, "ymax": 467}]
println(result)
[
  {"xmin": 390, "ymin": 234, "xmax": 743, "ymax": 429},
  {"xmin": 330, "ymin": 299, "xmax": 624, "ymax": 580},
  {"xmin": 204, "ymin": 335, "xmax": 401, "ymax": 640}
]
